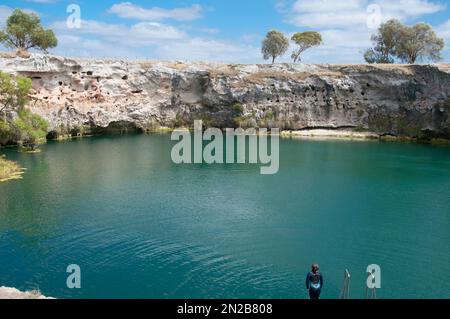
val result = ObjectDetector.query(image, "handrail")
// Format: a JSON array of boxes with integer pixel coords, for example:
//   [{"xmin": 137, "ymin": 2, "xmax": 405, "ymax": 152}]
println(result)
[
  {"xmin": 365, "ymin": 273, "xmax": 377, "ymax": 299},
  {"xmin": 339, "ymin": 269, "xmax": 351, "ymax": 299}
]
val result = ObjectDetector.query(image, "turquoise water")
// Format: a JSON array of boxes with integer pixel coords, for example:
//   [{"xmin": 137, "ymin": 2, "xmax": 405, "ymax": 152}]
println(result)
[{"xmin": 1, "ymin": 134, "xmax": 450, "ymax": 299}]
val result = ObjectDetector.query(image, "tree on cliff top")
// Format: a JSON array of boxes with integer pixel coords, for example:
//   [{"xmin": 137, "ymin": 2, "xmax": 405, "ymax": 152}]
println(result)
[
  {"xmin": 291, "ymin": 31, "xmax": 322, "ymax": 63},
  {"xmin": 365, "ymin": 19, "xmax": 444, "ymax": 64},
  {"xmin": 262, "ymin": 30, "xmax": 289, "ymax": 64},
  {"xmin": 0, "ymin": 9, "xmax": 57, "ymax": 54},
  {"xmin": 364, "ymin": 19, "xmax": 403, "ymax": 64},
  {"xmin": 396, "ymin": 22, "xmax": 444, "ymax": 64}
]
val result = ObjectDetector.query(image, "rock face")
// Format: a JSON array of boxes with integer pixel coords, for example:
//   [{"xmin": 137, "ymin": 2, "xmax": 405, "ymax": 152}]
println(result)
[
  {"xmin": 1, "ymin": 53, "xmax": 450, "ymax": 139},
  {"xmin": 0, "ymin": 286, "xmax": 53, "ymax": 299}
]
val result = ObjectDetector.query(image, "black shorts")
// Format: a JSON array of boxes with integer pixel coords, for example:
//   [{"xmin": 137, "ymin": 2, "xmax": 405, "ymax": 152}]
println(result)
[{"xmin": 309, "ymin": 288, "xmax": 321, "ymax": 299}]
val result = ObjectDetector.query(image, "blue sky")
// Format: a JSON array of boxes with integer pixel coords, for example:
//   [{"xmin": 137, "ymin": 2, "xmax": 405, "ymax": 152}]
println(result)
[{"xmin": 1, "ymin": 0, "xmax": 450, "ymax": 63}]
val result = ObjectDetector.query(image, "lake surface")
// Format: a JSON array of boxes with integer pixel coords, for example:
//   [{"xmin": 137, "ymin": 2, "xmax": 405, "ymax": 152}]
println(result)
[{"xmin": 1, "ymin": 134, "xmax": 450, "ymax": 299}]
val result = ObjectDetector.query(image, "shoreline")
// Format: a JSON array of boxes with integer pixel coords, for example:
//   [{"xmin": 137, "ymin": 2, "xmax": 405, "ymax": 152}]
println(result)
[
  {"xmin": 281, "ymin": 129, "xmax": 380, "ymax": 140},
  {"xmin": 146, "ymin": 128, "xmax": 450, "ymax": 144},
  {"xmin": 2, "ymin": 128, "xmax": 450, "ymax": 150}
]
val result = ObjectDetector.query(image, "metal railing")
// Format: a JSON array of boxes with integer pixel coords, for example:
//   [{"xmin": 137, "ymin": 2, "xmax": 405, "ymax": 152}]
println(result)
[
  {"xmin": 339, "ymin": 269, "xmax": 378, "ymax": 299},
  {"xmin": 365, "ymin": 272, "xmax": 378, "ymax": 299},
  {"xmin": 340, "ymin": 269, "xmax": 351, "ymax": 299}
]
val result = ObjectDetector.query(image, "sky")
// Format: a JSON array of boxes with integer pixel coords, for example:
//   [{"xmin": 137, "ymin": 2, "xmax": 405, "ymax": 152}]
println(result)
[{"xmin": 1, "ymin": 0, "xmax": 450, "ymax": 64}]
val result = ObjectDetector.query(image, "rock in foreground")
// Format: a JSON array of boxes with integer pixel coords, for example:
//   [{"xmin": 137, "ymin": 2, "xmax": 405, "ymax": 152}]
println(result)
[{"xmin": 0, "ymin": 286, "xmax": 53, "ymax": 299}]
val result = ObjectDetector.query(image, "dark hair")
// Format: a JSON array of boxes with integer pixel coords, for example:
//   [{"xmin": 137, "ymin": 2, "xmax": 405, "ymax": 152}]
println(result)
[{"xmin": 312, "ymin": 264, "xmax": 319, "ymax": 273}]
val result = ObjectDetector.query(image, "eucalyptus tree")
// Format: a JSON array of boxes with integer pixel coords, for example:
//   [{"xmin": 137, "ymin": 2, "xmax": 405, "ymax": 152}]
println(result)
[
  {"xmin": 0, "ymin": 9, "xmax": 57, "ymax": 54},
  {"xmin": 262, "ymin": 30, "xmax": 289, "ymax": 64},
  {"xmin": 291, "ymin": 31, "xmax": 322, "ymax": 63},
  {"xmin": 365, "ymin": 19, "xmax": 444, "ymax": 64}
]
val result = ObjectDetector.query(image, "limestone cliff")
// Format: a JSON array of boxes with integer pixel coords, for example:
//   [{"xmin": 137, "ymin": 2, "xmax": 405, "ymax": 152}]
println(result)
[{"xmin": 1, "ymin": 54, "xmax": 450, "ymax": 140}]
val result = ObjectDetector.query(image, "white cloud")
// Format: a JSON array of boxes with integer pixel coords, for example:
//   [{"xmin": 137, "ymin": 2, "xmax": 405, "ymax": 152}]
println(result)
[
  {"xmin": 436, "ymin": 20, "xmax": 450, "ymax": 57},
  {"xmin": 281, "ymin": 0, "xmax": 446, "ymax": 63},
  {"xmin": 25, "ymin": 0, "xmax": 56, "ymax": 3},
  {"xmin": 436, "ymin": 20, "xmax": 450, "ymax": 39},
  {"xmin": 198, "ymin": 27, "xmax": 220, "ymax": 34},
  {"xmin": 376, "ymin": 0, "xmax": 445, "ymax": 17},
  {"xmin": 54, "ymin": 2, "xmax": 255, "ymax": 62},
  {"xmin": 288, "ymin": 11, "xmax": 368, "ymax": 28},
  {"xmin": 155, "ymin": 37, "xmax": 260, "ymax": 63},
  {"xmin": 53, "ymin": 34, "xmax": 139, "ymax": 58},
  {"xmin": 49, "ymin": 18, "xmax": 259, "ymax": 62},
  {"xmin": 52, "ymin": 19, "xmax": 187, "ymax": 45},
  {"xmin": 0, "ymin": 5, "xmax": 12, "ymax": 27},
  {"xmin": 131, "ymin": 22, "xmax": 187, "ymax": 40},
  {"xmin": 320, "ymin": 29, "xmax": 372, "ymax": 49},
  {"xmin": 107, "ymin": 2, "xmax": 203, "ymax": 21},
  {"xmin": 293, "ymin": 0, "xmax": 362, "ymax": 14},
  {"xmin": 286, "ymin": 0, "xmax": 445, "ymax": 28},
  {"xmin": 0, "ymin": 5, "xmax": 40, "ymax": 28},
  {"xmin": 241, "ymin": 33, "xmax": 262, "ymax": 43}
]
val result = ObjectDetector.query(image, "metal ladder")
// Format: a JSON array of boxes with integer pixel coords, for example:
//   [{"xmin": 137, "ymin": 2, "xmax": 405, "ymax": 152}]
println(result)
[
  {"xmin": 339, "ymin": 269, "xmax": 378, "ymax": 299},
  {"xmin": 365, "ymin": 272, "xmax": 378, "ymax": 299}
]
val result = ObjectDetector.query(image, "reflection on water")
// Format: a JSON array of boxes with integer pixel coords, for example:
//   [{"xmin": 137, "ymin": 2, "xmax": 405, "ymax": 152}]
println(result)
[{"xmin": 1, "ymin": 135, "xmax": 450, "ymax": 298}]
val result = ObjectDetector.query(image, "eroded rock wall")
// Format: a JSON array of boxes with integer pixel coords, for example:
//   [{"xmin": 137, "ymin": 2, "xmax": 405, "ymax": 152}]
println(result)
[{"xmin": 1, "ymin": 54, "xmax": 450, "ymax": 139}]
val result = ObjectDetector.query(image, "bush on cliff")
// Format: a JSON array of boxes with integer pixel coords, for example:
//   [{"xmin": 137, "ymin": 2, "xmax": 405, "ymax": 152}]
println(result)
[
  {"xmin": 12, "ymin": 108, "xmax": 48, "ymax": 147},
  {"xmin": 0, "ymin": 110, "xmax": 48, "ymax": 147},
  {"xmin": 0, "ymin": 71, "xmax": 32, "ymax": 117},
  {"xmin": 0, "ymin": 119, "xmax": 11, "ymax": 143},
  {"xmin": 0, "ymin": 71, "xmax": 48, "ymax": 147}
]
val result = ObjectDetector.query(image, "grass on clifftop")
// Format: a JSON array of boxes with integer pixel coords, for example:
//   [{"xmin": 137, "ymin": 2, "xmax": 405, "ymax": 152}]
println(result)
[{"xmin": 0, "ymin": 155, "xmax": 25, "ymax": 182}]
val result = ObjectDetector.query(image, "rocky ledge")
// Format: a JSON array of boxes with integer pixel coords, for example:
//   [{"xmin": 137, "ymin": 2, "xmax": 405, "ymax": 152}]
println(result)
[
  {"xmin": 0, "ymin": 286, "xmax": 53, "ymax": 299},
  {"xmin": 1, "ymin": 54, "xmax": 450, "ymax": 140}
]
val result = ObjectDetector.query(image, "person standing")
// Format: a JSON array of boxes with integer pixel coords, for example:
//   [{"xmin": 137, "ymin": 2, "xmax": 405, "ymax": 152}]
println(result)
[{"xmin": 306, "ymin": 264, "xmax": 323, "ymax": 299}]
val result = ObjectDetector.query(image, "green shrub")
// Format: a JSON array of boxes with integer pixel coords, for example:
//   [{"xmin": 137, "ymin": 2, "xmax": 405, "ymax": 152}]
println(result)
[
  {"xmin": 0, "ymin": 155, "xmax": 24, "ymax": 182},
  {"xmin": 259, "ymin": 111, "xmax": 276, "ymax": 127},
  {"xmin": 12, "ymin": 108, "xmax": 48, "ymax": 145},
  {"xmin": 144, "ymin": 118, "xmax": 160, "ymax": 132},
  {"xmin": 71, "ymin": 124, "xmax": 91, "ymax": 136},
  {"xmin": 232, "ymin": 103, "xmax": 244, "ymax": 115},
  {"xmin": 0, "ymin": 119, "xmax": 12, "ymax": 142},
  {"xmin": 0, "ymin": 71, "xmax": 32, "ymax": 113},
  {"xmin": 396, "ymin": 117, "xmax": 422, "ymax": 137},
  {"xmin": 170, "ymin": 115, "xmax": 187, "ymax": 129},
  {"xmin": 234, "ymin": 114, "xmax": 258, "ymax": 129},
  {"xmin": 368, "ymin": 114, "xmax": 391, "ymax": 133},
  {"xmin": 0, "ymin": 71, "xmax": 46, "ymax": 146},
  {"xmin": 233, "ymin": 116, "xmax": 245, "ymax": 128},
  {"xmin": 201, "ymin": 115, "xmax": 214, "ymax": 128}
]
